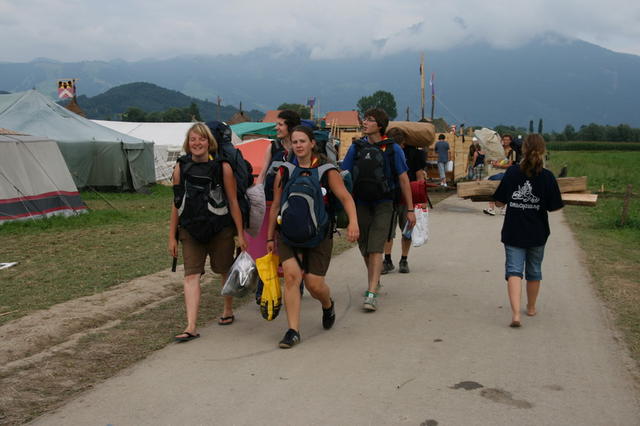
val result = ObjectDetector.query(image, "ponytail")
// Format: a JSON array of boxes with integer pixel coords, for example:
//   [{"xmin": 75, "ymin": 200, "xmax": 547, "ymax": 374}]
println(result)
[{"xmin": 520, "ymin": 134, "xmax": 545, "ymax": 177}]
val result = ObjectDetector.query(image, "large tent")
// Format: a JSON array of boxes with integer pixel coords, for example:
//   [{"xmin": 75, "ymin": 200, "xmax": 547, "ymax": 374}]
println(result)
[
  {"xmin": 92, "ymin": 120, "xmax": 241, "ymax": 181},
  {"xmin": 0, "ymin": 128, "xmax": 87, "ymax": 224},
  {"xmin": 231, "ymin": 122, "xmax": 276, "ymax": 140},
  {"xmin": 0, "ymin": 91, "xmax": 155, "ymax": 190}
]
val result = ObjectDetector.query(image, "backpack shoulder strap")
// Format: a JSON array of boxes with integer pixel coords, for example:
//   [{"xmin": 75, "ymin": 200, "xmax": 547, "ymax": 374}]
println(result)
[{"xmin": 317, "ymin": 163, "xmax": 337, "ymax": 180}]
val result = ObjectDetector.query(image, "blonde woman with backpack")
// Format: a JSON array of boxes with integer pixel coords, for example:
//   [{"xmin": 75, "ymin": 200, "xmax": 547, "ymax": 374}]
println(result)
[
  {"xmin": 168, "ymin": 123, "xmax": 247, "ymax": 343},
  {"xmin": 266, "ymin": 125, "xmax": 359, "ymax": 348}
]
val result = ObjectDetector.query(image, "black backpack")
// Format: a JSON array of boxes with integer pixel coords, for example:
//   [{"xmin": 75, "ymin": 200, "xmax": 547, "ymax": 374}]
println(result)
[
  {"xmin": 174, "ymin": 155, "xmax": 231, "ymax": 243},
  {"xmin": 352, "ymin": 138, "xmax": 397, "ymax": 202},
  {"xmin": 264, "ymin": 139, "xmax": 289, "ymax": 201},
  {"xmin": 206, "ymin": 121, "xmax": 254, "ymax": 229}
]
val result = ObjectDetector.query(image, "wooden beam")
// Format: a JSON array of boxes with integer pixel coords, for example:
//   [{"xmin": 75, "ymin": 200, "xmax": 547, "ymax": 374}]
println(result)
[
  {"xmin": 562, "ymin": 193, "xmax": 598, "ymax": 206},
  {"xmin": 457, "ymin": 176, "xmax": 588, "ymax": 199}
]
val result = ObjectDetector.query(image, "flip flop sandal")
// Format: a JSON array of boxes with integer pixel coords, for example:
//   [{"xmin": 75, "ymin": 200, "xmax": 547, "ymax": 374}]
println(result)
[
  {"xmin": 218, "ymin": 315, "xmax": 235, "ymax": 325},
  {"xmin": 175, "ymin": 331, "xmax": 200, "ymax": 342}
]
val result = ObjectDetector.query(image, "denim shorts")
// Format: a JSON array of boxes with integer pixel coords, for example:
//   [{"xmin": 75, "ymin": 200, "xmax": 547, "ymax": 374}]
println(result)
[
  {"xmin": 437, "ymin": 162, "xmax": 446, "ymax": 179},
  {"xmin": 488, "ymin": 172, "xmax": 505, "ymax": 181},
  {"xmin": 504, "ymin": 244, "xmax": 545, "ymax": 281}
]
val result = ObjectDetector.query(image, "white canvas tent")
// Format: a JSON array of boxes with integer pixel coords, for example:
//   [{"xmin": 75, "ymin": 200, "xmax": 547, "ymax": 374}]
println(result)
[
  {"xmin": 0, "ymin": 128, "xmax": 87, "ymax": 224},
  {"xmin": 92, "ymin": 120, "xmax": 242, "ymax": 181},
  {"xmin": 0, "ymin": 90, "xmax": 155, "ymax": 190}
]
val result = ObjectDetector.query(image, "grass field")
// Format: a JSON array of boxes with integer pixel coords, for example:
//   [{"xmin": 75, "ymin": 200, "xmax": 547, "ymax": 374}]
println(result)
[
  {"xmin": 0, "ymin": 185, "xmax": 175, "ymax": 325},
  {"xmin": 547, "ymin": 151, "xmax": 640, "ymax": 363}
]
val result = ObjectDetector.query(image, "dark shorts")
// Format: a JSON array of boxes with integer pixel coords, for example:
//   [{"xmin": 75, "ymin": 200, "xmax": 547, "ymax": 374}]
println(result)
[
  {"xmin": 180, "ymin": 226, "xmax": 236, "ymax": 276},
  {"xmin": 278, "ymin": 234, "xmax": 333, "ymax": 277},
  {"xmin": 356, "ymin": 200, "xmax": 394, "ymax": 256},
  {"xmin": 389, "ymin": 204, "xmax": 409, "ymax": 239},
  {"xmin": 504, "ymin": 244, "xmax": 545, "ymax": 281}
]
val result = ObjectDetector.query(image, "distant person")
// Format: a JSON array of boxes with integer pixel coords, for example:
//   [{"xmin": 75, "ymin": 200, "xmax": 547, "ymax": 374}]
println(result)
[
  {"xmin": 434, "ymin": 134, "xmax": 450, "ymax": 187},
  {"xmin": 472, "ymin": 139, "xmax": 485, "ymax": 181},
  {"xmin": 382, "ymin": 127, "xmax": 426, "ymax": 274},
  {"xmin": 483, "ymin": 134, "xmax": 516, "ymax": 215},
  {"xmin": 492, "ymin": 134, "xmax": 564, "ymax": 327},
  {"xmin": 340, "ymin": 108, "xmax": 415, "ymax": 311},
  {"xmin": 266, "ymin": 125, "xmax": 358, "ymax": 348},
  {"xmin": 168, "ymin": 123, "xmax": 247, "ymax": 342},
  {"xmin": 467, "ymin": 140, "xmax": 477, "ymax": 180}
]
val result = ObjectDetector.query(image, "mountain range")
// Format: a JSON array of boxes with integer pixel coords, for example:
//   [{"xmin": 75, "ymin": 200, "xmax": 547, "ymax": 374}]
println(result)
[
  {"xmin": 1, "ymin": 35, "xmax": 639, "ymax": 131},
  {"xmin": 60, "ymin": 82, "xmax": 264, "ymax": 122}
]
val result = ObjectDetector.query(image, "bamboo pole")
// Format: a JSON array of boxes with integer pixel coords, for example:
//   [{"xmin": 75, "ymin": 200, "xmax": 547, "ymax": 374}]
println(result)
[{"xmin": 620, "ymin": 184, "xmax": 633, "ymax": 225}]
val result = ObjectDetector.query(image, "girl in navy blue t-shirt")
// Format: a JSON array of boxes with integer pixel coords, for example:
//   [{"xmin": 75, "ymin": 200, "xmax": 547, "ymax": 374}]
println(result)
[{"xmin": 493, "ymin": 134, "xmax": 564, "ymax": 328}]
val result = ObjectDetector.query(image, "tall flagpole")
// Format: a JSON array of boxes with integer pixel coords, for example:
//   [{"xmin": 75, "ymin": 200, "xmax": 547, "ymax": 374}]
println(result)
[
  {"xmin": 430, "ymin": 72, "xmax": 435, "ymax": 121},
  {"xmin": 420, "ymin": 53, "xmax": 425, "ymax": 121}
]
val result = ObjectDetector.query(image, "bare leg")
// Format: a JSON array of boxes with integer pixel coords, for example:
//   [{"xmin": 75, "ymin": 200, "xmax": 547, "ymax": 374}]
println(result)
[
  {"xmin": 401, "ymin": 237, "xmax": 411, "ymax": 257},
  {"xmin": 181, "ymin": 273, "xmax": 201, "ymax": 335},
  {"xmin": 303, "ymin": 273, "xmax": 331, "ymax": 309},
  {"xmin": 217, "ymin": 272, "xmax": 235, "ymax": 324},
  {"xmin": 282, "ymin": 258, "xmax": 303, "ymax": 331},
  {"xmin": 383, "ymin": 239, "xmax": 393, "ymax": 256},
  {"xmin": 507, "ymin": 276, "xmax": 522, "ymax": 324},
  {"xmin": 526, "ymin": 280, "xmax": 541, "ymax": 316},
  {"xmin": 367, "ymin": 252, "xmax": 383, "ymax": 293}
]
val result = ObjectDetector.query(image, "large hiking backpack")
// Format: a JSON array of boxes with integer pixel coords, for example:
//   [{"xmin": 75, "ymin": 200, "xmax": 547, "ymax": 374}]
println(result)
[
  {"xmin": 313, "ymin": 130, "xmax": 339, "ymax": 165},
  {"xmin": 352, "ymin": 138, "xmax": 397, "ymax": 202},
  {"xmin": 174, "ymin": 155, "xmax": 230, "ymax": 243},
  {"xmin": 279, "ymin": 162, "xmax": 336, "ymax": 248},
  {"xmin": 206, "ymin": 121, "xmax": 254, "ymax": 229},
  {"xmin": 264, "ymin": 139, "xmax": 288, "ymax": 201}
]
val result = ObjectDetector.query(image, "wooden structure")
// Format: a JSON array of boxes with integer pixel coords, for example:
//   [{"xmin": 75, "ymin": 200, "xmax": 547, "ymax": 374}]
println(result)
[
  {"xmin": 323, "ymin": 111, "xmax": 361, "ymax": 159},
  {"xmin": 426, "ymin": 130, "xmax": 473, "ymax": 182},
  {"xmin": 457, "ymin": 176, "xmax": 598, "ymax": 206}
]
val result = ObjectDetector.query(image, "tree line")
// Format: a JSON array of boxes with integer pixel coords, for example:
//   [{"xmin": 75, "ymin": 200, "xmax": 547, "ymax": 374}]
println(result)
[
  {"xmin": 494, "ymin": 123, "xmax": 640, "ymax": 142},
  {"xmin": 121, "ymin": 102, "xmax": 202, "ymax": 122}
]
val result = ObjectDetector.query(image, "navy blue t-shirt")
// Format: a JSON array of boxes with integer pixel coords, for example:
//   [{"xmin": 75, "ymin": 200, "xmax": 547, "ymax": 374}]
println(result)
[{"xmin": 493, "ymin": 165, "xmax": 564, "ymax": 247}]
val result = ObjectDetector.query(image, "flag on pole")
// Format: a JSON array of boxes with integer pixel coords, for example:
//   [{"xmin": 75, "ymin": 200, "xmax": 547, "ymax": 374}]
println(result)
[
  {"xmin": 57, "ymin": 80, "xmax": 75, "ymax": 99},
  {"xmin": 430, "ymin": 73, "xmax": 435, "ymax": 96},
  {"xmin": 307, "ymin": 97, "xmax": 316, "ymax": 107}
]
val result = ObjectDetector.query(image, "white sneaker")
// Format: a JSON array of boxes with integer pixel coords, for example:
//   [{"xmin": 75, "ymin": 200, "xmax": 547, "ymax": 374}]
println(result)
[
  {"xmin": 500, "ymin": 207, "xmax": 506, "ymax": 215},
  {"xmin": 483, "ymin": 208, "xmax": 496, "ymax": 216}
]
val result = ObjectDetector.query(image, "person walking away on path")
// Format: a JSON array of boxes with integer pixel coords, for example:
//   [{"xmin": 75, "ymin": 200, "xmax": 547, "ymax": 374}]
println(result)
[
  {"xmin": 266, "ymin": 126, "xmax": 359, "ymax": 348},
  {"xmin": 168, "ymin": 123, "xmax": 248, "ymax": 342},
  {"xmin": 434, "ymin": 134, "xmax": 450, "ymax": 187},
  {"xmin": 492, "ymin": 134, "xmax": 563, "ymax": 327},
  {"xmin": 340, "ymin": 108, "xmax": 415, "ymax": 312},
  {"xmin": 382, "ymin": 127, "xmax": 426, "ymax": 274},
  {"xmin": 483, "ymin": 134, "xmax": 517, "ymax": 216}
]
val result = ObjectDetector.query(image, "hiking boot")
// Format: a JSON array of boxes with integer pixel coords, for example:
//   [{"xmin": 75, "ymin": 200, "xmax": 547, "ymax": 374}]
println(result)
[
  {"xmin": 381, "ymin": 258, "xmax": 395, "ymax": 275},
  {"xmin": 322, "ymin": 299, "xmax": 335, "ymax": 330},
  {"xmin": 279, "ymin": 329, "xmax": 301, "ymax": 349},
  {"xmin": 483, "ymin": 208, "xmax": 496, "ymax": 216},
  {"xmin": 398, "ymin": 259, "xmax": 410, "ymax": 273},
  {"xmin": 363, "ymin": 291, "xmax": 378, "ymax": 312}
]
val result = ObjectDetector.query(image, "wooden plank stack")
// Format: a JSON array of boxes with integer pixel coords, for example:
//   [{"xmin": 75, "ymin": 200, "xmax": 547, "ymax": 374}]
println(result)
[{"xmin": 456, "ymin": 176, "xmax": 598, "ymax": 206}]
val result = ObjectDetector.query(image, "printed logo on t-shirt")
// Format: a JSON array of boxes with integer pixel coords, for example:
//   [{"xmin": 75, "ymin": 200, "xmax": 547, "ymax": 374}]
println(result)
[{"xmin": 510, "ymin": 181, "xmax": 540, "ymax": 210}]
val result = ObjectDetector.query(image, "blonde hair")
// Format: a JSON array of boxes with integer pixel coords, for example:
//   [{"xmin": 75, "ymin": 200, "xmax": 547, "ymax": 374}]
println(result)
[
  {"xmin": 520, "ymin": 134, "xmax": 546, "ymax": 177},
  {"xmin": 182, "ymin": 123, "xmax": 218, "ymax": 155}
]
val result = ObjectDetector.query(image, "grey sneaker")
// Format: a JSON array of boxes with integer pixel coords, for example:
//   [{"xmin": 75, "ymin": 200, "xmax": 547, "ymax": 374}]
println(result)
[
  {"xmin": 398, "ymin": 259, "xmax": 410, "ymax": 273},
  {"xmin": 483, "ymin": 208, "xmax": 496, "ymax": 216},
  {"xmin": 363, "ymin": 292, "xmax": 378, "ymax": 312},
  {"xmin": 381, "ymin": 258, "xmax": 394, "ymax": 275}
]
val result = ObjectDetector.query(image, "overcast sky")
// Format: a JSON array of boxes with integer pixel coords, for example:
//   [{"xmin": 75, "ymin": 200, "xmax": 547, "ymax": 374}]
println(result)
[{"xmin": 1, "ymin": 0, "xmax": 639, "ymax": 62}]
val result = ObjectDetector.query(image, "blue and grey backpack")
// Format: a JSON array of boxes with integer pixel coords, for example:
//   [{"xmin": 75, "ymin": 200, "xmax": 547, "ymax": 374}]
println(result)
[{"xmin": 278, "ymin": 162, "xmax": 336, "ymax": 248}]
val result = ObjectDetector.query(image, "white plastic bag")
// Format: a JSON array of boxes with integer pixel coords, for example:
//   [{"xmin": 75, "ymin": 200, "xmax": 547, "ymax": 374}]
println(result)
[
  {"xmin": 411, "ymin": 207, "xmax": 429, "ymax": 247},
  {"xmin": 221, "ymin": 251, "xmax": 258, "ymax": 296},
  {"xmin": 446, "ymin": 160, "xmax": 454, "ymax": 172}
]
